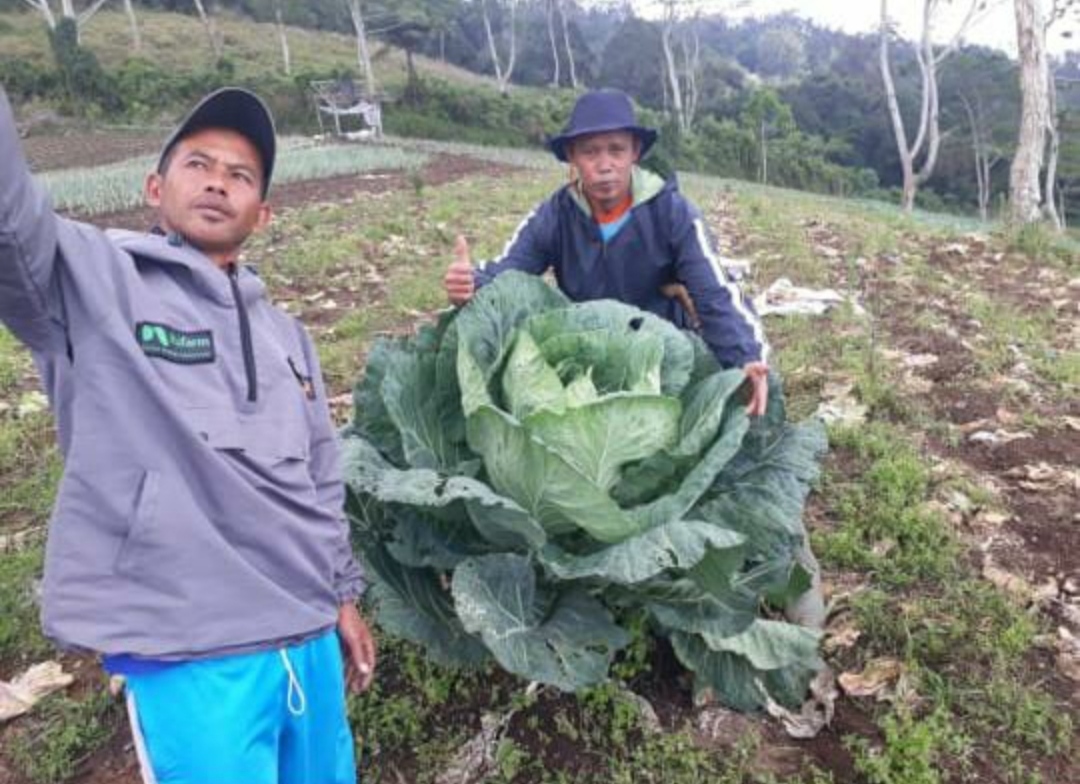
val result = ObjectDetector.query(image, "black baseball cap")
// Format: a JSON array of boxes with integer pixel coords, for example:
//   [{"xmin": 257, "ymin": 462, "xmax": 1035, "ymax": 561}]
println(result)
[{"xmin": 157, "ymin": 87, "xmax": 276, "ymax": 197}]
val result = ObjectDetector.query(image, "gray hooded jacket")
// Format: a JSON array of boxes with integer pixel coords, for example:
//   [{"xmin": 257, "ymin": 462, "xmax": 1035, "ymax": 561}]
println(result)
[{"xmin": 0, "ymin": 90, "xmax": 364, "ymax": 659}]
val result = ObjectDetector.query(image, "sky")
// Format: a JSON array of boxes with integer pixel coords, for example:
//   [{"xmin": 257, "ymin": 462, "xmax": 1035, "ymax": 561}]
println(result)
[{"xmin": 632, "ymin": 1, "xmax": 1079, "ymax": 57}]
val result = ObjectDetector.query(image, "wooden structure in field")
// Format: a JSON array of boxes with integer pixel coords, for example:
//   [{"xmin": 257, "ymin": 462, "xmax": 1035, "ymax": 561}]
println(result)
[{"xmin": 310, "ymin": 79, "xmax": 384, "ymax": 139}]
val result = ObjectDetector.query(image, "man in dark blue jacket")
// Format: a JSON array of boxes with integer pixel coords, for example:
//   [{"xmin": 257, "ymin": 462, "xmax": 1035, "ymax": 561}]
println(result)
[
  {"xmin": 444, "ymin": 88, "xmax": 770, "ymax": 415},
  {"xmin": 444, "ymin": 90, "xmax": 826, "ymax": 628}
]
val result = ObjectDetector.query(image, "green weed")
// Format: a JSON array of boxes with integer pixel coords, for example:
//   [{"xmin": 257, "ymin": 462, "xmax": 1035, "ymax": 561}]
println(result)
[{"xmin": 6, "ymin": 687, "xmax": 120, "ymax": 784}]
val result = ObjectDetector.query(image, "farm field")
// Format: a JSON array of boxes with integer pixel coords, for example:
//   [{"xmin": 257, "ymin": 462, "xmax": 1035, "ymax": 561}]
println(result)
[{"xmin": 0, "ymin": 130, "xmax": 1077, "ymax": 784}]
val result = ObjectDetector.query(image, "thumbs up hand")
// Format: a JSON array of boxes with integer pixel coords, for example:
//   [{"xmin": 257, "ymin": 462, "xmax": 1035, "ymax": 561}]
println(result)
[{"xmin": 444, "ymin": 235, "xmax": 475, "ymax": 306}]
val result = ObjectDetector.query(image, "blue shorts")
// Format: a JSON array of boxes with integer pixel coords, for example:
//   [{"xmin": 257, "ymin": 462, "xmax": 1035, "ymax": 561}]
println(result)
[{"xmin": 122, "ymin": 630, "xmax": 356, "ymax": 784}]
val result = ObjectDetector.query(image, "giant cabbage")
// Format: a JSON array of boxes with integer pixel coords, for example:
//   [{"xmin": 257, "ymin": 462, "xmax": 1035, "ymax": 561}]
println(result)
[{"xmin": 343, "ymin": 272, "xmax": 827, "ymax": 711}]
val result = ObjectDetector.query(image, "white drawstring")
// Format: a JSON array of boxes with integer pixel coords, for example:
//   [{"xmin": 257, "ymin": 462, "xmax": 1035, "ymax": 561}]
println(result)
[{"xmin": 279, "ymin": 649, "xmax": 307, "ymax": 717}]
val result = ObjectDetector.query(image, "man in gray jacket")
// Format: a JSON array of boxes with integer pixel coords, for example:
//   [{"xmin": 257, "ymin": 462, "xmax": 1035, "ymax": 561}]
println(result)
[{"xmin": 0, "ymin": 86, "xmax": 374, "ymax": 784}]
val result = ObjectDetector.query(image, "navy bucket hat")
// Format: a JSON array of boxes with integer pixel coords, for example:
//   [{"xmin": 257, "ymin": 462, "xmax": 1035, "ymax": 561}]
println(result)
[{"xmin": 547, "ymin": 89, "xmax": 658, "ymax": 163}]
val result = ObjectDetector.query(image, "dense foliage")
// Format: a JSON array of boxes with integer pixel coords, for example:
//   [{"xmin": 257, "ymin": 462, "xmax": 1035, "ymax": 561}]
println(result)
[
  {"xmin": 3, "ymin": 1, "xmax": 1078, "ymax": 218},
  {"xmin": 343, "ymin": 273, "xmax": 828, "ymax": 711}
]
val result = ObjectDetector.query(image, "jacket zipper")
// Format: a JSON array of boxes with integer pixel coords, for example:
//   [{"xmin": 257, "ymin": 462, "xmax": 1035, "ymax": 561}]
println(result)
[{"xmin": 227, "ymin": 264, "xmax": 258, "ymax": 402}]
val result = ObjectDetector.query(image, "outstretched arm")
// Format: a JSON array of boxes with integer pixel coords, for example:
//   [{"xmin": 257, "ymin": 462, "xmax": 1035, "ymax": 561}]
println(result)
[{"xmin": 0, "ymin": 86, "xmax": 66, "ymax": 354}]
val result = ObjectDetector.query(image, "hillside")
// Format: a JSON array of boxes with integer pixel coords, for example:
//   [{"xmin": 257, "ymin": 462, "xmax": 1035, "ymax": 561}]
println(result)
[{"xmin": 0, "ymin": 7, "xmax": 504, "ymax": 94}]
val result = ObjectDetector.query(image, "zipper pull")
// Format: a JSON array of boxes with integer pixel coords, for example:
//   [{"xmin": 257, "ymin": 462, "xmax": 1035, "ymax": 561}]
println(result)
[{"xmin": 287, "ymin": 357, "xmax": 316, "ymax": 400}]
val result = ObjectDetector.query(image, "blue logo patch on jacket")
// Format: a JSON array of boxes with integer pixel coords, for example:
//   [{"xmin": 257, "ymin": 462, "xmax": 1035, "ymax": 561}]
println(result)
[{"xmin": 136, "ymin": 321, "xmax": 215, "ymax": 364}]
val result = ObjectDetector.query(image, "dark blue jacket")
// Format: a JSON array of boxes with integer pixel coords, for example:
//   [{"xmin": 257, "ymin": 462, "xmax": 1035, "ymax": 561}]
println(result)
[{"xmin": 474, "ymin": 168, "xmax": 768, "ymax": 368}]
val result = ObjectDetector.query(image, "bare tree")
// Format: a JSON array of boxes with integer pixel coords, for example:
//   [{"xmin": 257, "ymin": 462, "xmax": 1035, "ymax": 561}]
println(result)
[
  {"xmin": 557, "ymin": 0, "xmax": 579, "ymax": 89},
  {"xmin": 1040, "ymin": 0, "xmax": 1079, "ymax": 228},
  {"xmin": 346, "ymin": 0, "xmax": 377, "ymax": 97},
  {"xmin": 274, "ymin": 0, "xmax": 291, "ymax": 76},
  {"xmin": 679, "ymin": 23, "xmax": 701, "ymax": 130},
  {"xmin": 122, "ymin": 0, "xmax": 140, "ymax": 51},
  {"xmin": 480, "ymin": 0, "xmax": 518, "ymax": 95},
  {"xmin": 192, "ymin": 0, "xmax": 223, "ymax": 60},
  {"xmin": 21, "ymin": 0, "xmax": 112, "ymax": 40},
  {"xmin": 960, "ymin": 93, "xmax": 1003, "ymax": 220},
  {"xmin": 1009, "ymin": 0, "xmax": 1051, "ymax": 224},
  {"xmin": 546, "ymin": 0, "xmax": 560, "ymax": 87},
  {"xmin": 879, "ymin": 0, "xmax": 995, "ymax": 213},
  {"xmin": 659, "ymin": 1, "xmax": 705, "ymax": 133},
  {"xmin": 659, "ymin": 1, "xmax": 688, "ymax": 133}
]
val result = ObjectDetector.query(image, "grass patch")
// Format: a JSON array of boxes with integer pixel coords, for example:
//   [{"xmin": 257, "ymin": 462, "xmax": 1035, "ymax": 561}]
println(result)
[
  {"xmin": 0, "ymin": 412, "xmax": 63, "ymax": 533},
  {"xmin": 0, "ymin": 544, "xmax": 49, "ymax": 664},
  {"xmin": 815, "ymin": 423, "xmax": 957, "ymax": 587},
  {"xmin": 6, "ymin": 687, "xmax": 120, "ymax": 784}
]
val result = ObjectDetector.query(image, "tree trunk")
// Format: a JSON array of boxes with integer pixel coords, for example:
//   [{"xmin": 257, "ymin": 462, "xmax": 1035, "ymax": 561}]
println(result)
[
  {"xmin": 961, "ymin": 94, "xmax": 989, "ymax": 222},
  {"xmin": 880, "ymin": 0, "xmax": 917, "ymax": 212},
  {"xmin": 347, "ymin": 0, "xmax": 376, "ymax": 97},
  {"xmin": 681, "ymin": 25, "xmax": 700, "ymax": 130},
  {"xmin": 759, "ymin": 118, "xmax": 768, "ymax": 184},
  {"xmin": 503, "ymin": 1, "xmax": 518, "ymax": 93},
  {"xmin": 557, "ymin": 0, "xmax": 578, "ymax": 89},
  {"xmin": 1043, "ymin": 68, "xmax": 1062, "ymax": 229},
  {"xmin": 123, "ymin": 0, "xmax": 141, "ymax": 51},
  {"xmin": 481, "ymin": 0, "xmax": 517, "ymax": 95},
  {"xmin": 660, "ymin": 4, "xmax": 686, "ymax": 134},
  {"xmin": 192, "ymin": 0, "xmax": 223, "ymax": 61},
  {"xmin": 404, "ymin": 49, "xmax": 421, "ymax": 104},
  {"xmin": 480, "ymin": 0, "xmax": 505, "ymax": 89},
  {"xmin": 1009, "ymin": 0, "xmax": 1050, "ymax": 225},
  {"xmin": 275, "ymin": 4, "xmax": 290, "ymax": 76},
  {"xmin": 546, "ymin": 0, "xmax": 560, "ymax": 88}
]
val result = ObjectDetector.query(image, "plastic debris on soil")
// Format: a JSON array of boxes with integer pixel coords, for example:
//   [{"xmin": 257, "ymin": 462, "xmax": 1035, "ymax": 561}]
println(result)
[
  {"xmin": 754, "ymin": 278, "xmax": 864, "ymax": 317},
  {"xmin": 815, "ymin": 380, "xmax": 869, "ymax": 426},
  {"xmin": 967, "ymin": 429, "xmax": 1034, "ymax": 446},
  {"xmin": 0, "ymin": 661, "xmax": 74, "ymax": 722}
]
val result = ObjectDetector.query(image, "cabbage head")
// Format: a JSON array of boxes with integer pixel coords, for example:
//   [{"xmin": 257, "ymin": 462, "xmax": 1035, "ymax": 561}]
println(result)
[{"xmin": 343, "ymin": 272, "xmax": 827, "ymax": 711}]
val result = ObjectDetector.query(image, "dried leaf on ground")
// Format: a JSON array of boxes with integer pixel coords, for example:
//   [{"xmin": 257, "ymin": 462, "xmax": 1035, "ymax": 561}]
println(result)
[
  {"xmin": 981, "ymin": 560, "xmax": 1058, "ymax": 605},
  {"xmin": 838, "ymin": 658, "xmax": 904, "ymax": 699},
  {"xmin": 693, "ymin": 704, "xmax": 762, "ymax": 749},
  {"xmin": 823, "ymin": 613, "xmax": 862, "ymax": 653},
  {"xmin": 0, "ymin": 661, "xmax": 74, "ymax": 723},
  {"xmin": 1005, "ymin": 462, "xmax": 1080, "ymax": 492},
  {"xmin": 1055, "ymin": 627, "xmax": 1080, "ymax": 683},
  {"xmin": 763, "ymin": 668, "xmax": 837, "ymax": 739}
]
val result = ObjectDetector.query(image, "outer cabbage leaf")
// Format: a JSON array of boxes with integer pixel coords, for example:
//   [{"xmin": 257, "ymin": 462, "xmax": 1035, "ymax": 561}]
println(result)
[
  {"xmin": 671, "ymin": 632, "xmax": 820, "ymax": 712},
  {"xmin": 539, "ymin": 521, "xmax": 744, "ymax": 585},
  {"xmin": 452, "ymin": 554, "xmax": 629, "ymax": 691}
]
